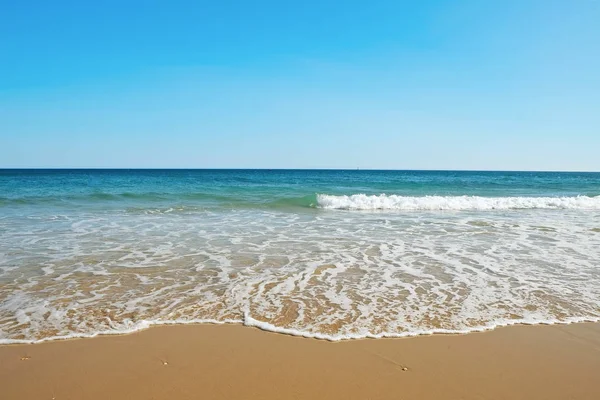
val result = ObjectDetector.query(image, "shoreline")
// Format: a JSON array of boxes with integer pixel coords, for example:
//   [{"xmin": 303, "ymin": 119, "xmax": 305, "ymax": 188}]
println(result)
[
  {"xmin": 2, "ymin": 321, "xmax": 600, "ymax": 399},
  {"xmin": 3, "ymin": 314, "xmax": 600, "ymax": 345}
]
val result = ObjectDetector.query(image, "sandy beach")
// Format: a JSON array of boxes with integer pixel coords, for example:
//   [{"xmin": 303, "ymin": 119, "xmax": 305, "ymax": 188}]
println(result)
[
  {"xmin": 2, "ymin": 322, "xmax": 600, "ymax": 400},
  {"xmin": 3, "ymin": 0, "xmax": 600, "ymax": 397}
]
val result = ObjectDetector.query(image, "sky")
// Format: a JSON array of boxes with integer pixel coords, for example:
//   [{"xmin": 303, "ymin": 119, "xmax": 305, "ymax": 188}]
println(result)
[{"xmin": 1, "ymin": 1, "xmax": 599, "ymax": 170}]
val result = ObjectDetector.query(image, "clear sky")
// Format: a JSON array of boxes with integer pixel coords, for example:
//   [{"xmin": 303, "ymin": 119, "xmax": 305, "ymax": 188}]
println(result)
[{"xmin": 1, "ymin": 1, "xmax": 599, "ymax": 170}]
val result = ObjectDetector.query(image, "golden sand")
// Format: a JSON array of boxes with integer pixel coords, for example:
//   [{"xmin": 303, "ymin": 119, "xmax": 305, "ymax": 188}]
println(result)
[{"xmin": 1, "ymin": 322, "xmax": 600, "ymax": 400}]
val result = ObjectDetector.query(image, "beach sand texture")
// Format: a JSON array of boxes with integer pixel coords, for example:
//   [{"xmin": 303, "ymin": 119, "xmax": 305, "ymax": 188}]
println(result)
[{"xmin": 2, "ymin": 322, "xmax": 600, "ymax": 400}]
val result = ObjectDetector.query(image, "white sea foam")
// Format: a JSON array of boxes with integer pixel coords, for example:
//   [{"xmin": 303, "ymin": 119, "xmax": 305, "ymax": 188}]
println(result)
[
  {"xmin": 1, "ymin": 207, "xmax": 600, "ymax": 343},
  {"xmin": 2, "ymin": 312, "xmax": 599, "ymax": 345},
  {"xmin": 244, "ymin": 313, "xmax": 600, "ymax": 341},
  {"xmin": 317, "ymin": 194, "xmax": 600, "ymax": 210},
  {"xmin": 0, "ymin": 318, "xmax": 243, "ymax": 345}
]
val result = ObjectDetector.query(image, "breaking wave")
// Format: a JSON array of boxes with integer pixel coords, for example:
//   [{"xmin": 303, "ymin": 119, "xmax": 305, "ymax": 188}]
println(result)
[{"xmin": 316, "ymin": 194, "xmax": 600, "ymax": 211}]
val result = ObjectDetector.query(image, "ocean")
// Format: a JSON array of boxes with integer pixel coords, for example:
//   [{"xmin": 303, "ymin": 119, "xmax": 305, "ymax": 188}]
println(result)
[{"xmin": 1, "ymin": 169, "xmax": 599, "ymax": 343}]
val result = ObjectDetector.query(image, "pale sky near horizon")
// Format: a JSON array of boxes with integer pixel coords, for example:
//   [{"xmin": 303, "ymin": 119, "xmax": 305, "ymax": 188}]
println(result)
[{"xmin": 1, "ymin": 1, "xmax": 599, "ymax": 170}]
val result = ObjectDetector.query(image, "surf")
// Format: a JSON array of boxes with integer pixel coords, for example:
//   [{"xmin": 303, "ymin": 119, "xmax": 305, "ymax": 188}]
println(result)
[{"xmin": 316, "ymin": 194, "xmax": 600, "ymax": 210}]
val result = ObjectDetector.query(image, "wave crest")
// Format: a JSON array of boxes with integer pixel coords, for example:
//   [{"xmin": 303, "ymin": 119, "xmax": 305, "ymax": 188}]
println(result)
[{"xmin": 316, "ymin": 194, "xmax": 600, "ymax": 210}]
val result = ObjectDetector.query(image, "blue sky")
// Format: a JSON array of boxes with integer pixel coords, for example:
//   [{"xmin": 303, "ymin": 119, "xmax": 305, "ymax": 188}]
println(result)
[{"xmin": 1, "ymin": 1, "xmax": 599, "ymax": 170}]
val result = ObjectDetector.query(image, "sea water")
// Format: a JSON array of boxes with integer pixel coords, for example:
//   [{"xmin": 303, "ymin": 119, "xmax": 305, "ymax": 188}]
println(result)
[{"xmin": 1, "ymin": 169, "xmax": 599, "ymax": 343}]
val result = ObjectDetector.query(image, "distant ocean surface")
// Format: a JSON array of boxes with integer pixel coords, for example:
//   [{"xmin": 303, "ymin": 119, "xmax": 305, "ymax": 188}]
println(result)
[{"xmin": 1, "ymin": 169, "xmax": 600, "ymax": 343}]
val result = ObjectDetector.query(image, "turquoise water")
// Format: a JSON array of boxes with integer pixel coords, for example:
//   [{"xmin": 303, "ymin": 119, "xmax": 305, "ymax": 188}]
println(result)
[
  {"xmin": 1, "ymin": 169, "xmax": 600, "ymax": 342},
  {"xmin": 2, "ymin": 169, "xmax": 600, "ymax": 211}
]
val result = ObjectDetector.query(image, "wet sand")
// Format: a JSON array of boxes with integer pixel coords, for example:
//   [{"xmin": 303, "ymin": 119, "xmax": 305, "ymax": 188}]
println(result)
[{"xmin": 2, "ymin": 322, "xmax": 600, "ymax": 400}]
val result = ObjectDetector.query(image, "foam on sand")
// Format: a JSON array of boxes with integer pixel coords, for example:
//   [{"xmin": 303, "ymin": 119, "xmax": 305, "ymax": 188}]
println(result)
[{"xmin": 2, "ymin": 196, "xmax": 600, "ymax": 344}]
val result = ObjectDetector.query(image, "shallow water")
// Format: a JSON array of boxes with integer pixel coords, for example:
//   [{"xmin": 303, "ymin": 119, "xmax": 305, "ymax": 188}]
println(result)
[{"xmin": 1, "ymin": 169, "xmax": 600, "ymax": 342}]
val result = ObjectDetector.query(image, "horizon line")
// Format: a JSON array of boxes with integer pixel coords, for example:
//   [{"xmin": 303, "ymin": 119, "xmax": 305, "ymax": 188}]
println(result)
[{"xmin": 1, "ymin": 167, "xmax": 599, "ymax": 173}]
